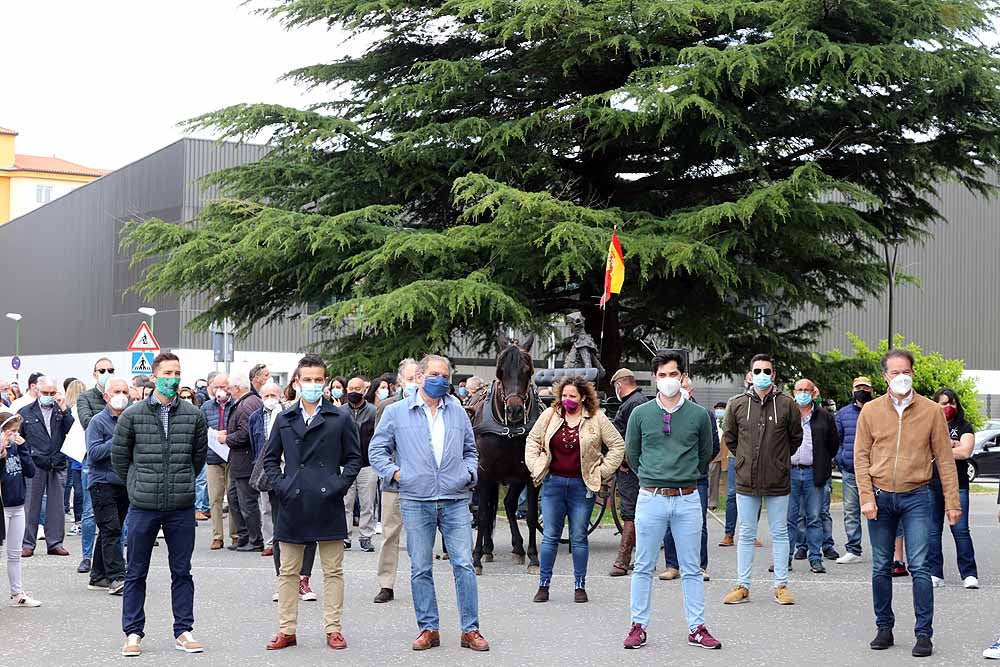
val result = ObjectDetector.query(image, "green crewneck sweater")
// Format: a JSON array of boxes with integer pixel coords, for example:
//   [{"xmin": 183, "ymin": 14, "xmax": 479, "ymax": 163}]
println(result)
[{"xmin": 624, "ymin": 398, "xmax": 712, "ymax": 488}]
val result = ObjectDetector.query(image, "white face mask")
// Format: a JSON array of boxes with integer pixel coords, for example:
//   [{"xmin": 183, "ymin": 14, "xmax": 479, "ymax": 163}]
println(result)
[
  {"xmin": 109, "ymin": 394, "xmax": 129, "ymax": 411},
  {"xmin": 680, "ymin": 388, "xmax": 690, "ymax": 401},
  {"xmin": 656, "ymin": 377, "xmax": 681, "ymax": 398},
  {"xmin": 888, "ymin": 374, "xmax": 913, "ymax": 396},
  {"xmin": 263, "ymin": 398, "xmax": 281, "ymax": 412},
  {"xmin": 215, "ymin": 389, "xmax": 229, "ymax": 402}
]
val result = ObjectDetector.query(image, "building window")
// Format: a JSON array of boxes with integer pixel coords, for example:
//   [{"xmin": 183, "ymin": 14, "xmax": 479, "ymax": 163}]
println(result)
[{"xmin": 35, "ymin": 185, "xmax": 53, "ymax": 203}]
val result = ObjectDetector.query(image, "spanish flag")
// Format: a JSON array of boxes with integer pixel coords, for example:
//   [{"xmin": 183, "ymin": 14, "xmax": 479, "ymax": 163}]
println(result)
[{"xmin": 599, "ymin": 228, "xmax": 625, "ymax": 309}]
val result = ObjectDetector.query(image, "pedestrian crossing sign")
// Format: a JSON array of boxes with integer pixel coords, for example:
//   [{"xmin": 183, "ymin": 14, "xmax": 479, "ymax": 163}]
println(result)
[{"xmin": 131, "ymin": 352, "xmax": 154, "ymax": 376}]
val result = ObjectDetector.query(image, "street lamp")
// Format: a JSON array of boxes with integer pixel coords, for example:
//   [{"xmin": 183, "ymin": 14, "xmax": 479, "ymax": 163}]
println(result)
[
  {"xmin": 138, "ymin": 307, "xmax": 157, "ymax": 333},
  {"xmin": 5, "ymin": 313, "xmax": 22, "ymax": 380}
]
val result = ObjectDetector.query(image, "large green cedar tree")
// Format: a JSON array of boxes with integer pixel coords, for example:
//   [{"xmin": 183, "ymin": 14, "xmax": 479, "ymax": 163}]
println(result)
[{"xmin": 124, "ymin": 0, "xmax": 1000, "ymax": 378}]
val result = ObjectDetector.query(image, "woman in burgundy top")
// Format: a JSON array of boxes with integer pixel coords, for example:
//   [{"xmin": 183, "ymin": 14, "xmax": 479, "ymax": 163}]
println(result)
[{"xmin": 526, "ymin": 376, "xmax": 624, "ymax": 603}]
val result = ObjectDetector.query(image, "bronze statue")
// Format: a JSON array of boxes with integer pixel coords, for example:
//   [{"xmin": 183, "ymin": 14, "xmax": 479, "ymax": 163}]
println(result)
[{"xmin": 563, "ymin": 311, "xmax": 605, "ymax": 378}]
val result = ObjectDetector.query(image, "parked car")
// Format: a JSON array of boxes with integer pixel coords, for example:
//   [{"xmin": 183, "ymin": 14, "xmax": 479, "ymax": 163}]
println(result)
[{"xmin": 967, "ymin": 429, "xmax": 1000, "ymax": 482}]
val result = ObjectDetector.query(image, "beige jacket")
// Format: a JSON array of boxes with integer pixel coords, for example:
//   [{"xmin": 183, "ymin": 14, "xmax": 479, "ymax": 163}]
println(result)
[{"xmin": 525, "ymin": 407, "xmax": 625, "ymax": 492}]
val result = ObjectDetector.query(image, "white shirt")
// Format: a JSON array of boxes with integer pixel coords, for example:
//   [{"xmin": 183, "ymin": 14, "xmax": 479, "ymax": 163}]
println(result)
[
  {"xmin": 264, "ymin": 409, "xmax": 278, "ymax": 439},
  {"xmin": 890, "ymin": 391, "xmax": 914, "ymax": 417},
  {"xmin": 420, "ymin": 400, "xmax": 447, "ymax": 467},
  {"xmin": 655, "ymin": 394, "xmax": 686, "ymax": 414}
]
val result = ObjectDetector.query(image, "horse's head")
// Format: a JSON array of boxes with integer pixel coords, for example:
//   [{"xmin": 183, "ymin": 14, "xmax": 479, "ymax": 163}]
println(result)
[{"xmin": 495, "ymin": 333, "xmax": 535, "ymax": 425}]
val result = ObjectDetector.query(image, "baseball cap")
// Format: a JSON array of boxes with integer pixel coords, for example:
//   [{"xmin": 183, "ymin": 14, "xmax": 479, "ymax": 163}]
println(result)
[{"xmin": 852, "ymin": 376, "xmax": 873, "ymax": 389}]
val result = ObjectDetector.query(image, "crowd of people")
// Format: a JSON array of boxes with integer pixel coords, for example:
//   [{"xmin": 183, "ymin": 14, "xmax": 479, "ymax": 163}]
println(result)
[{"xmin": 0, "ymin": 346, "xmax": 998, "ymax": 659}]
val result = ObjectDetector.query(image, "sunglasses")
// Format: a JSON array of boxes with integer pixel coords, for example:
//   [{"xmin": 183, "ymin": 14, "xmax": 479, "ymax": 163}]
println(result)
[
  {"xmin": 96, "ymin": 368, "xmax": 115, "ymax": 374},
  {"xmin": 752, "ymin": 368, "xmax": 773, "ymax": 376},
  {"xmin": 662, "ymin": 412, "xmax": 672, "ymax": 436}
]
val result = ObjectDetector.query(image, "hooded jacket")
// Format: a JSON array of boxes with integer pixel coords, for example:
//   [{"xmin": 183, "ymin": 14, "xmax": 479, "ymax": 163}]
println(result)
[{"xmin": 722, "ymin": 387, "xmax": 803, "ymax": 496}]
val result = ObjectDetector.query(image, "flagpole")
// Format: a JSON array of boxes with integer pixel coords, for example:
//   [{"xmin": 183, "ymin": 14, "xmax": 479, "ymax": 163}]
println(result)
[{"xmin": 597, "ymin": 225, "xmax": 617, "ymax": 366}]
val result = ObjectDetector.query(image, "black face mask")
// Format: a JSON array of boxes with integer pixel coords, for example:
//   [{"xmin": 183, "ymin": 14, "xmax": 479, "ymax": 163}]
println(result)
[
  {"xmin": 347, "ymin": 391, "xmax": 364, "ymax": 405},
  {"xmin": 853, "ymin": 390, "xmax": 873, "ymax": 404}
]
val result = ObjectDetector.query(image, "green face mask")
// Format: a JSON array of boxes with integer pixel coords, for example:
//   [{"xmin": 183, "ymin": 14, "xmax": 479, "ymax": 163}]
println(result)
[{"xmin": 155, "ymin": 377, "xmax": 181, "ymax": 399}]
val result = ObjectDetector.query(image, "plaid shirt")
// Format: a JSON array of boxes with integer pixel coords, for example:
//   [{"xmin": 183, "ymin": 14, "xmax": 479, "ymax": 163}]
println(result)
[{"xmin": 148, "ymin": 393, "xmax": 177, "ymax": 437}]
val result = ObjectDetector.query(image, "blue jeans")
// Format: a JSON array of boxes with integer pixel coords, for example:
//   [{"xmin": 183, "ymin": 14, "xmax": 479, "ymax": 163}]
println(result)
[
  {"xmin": 664, "ymin": 478, "xmax": 709, "ymax": 570},
  {"xmin": 630, "ymin": 490, "xmax": 705, "ymax": 632},
  {"xmin": 928, "ymin": 482, "xmax": 976, "ymax": 579},
  {"xmin": 123, "ymin": 507, "xmax": 196, "ymax": 638},
  {"xmin": 539, "ymin": 475, "xmax": 595, "ymax": 589},
  {"xmin": 868, "ymin": 485, "xmax": 933, "ymax": 637},
  {"xmin": 195, "ymin": 466, "xmax": 210, "ymax": 513},
  {"xmin": 81, "ymin": 468, "xmax": 95, "ymax": 560},
  {"xmin": 842, "ymin": 471, "xmax": 863, "ymax": 556},
  {"xmin": 821, "ymin": 478, "xmax": 834, "ymax": 550},
  {"xmin": 736, "ymin": 493, "xmax": 790, "ymax": 588},
  {"xmin": 400, "ymin": 498, "xmax": 479, "ymax": 633},
  {"xmin": 724, "ymin": 458, "xmax": 737, "ymax": 536},
  {"xmin": 787, "ymin": 467, "xmax": 822, "ymax": 564}
]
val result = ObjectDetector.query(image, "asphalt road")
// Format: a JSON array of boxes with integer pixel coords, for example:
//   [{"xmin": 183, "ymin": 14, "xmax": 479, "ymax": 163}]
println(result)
[{"xmin": 4, "ymin": 494, "xmax": 1000, "ymax": 666}]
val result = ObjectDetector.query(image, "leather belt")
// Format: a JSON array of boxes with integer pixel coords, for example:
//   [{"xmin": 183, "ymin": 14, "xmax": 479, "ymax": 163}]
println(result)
[
  {"xmin": 792, "ymin": 464, "xmax": 813, "ymax": 469},
  {"xmin": 642, "ymin": 486, "xmax": 696, "ymax": 497}
]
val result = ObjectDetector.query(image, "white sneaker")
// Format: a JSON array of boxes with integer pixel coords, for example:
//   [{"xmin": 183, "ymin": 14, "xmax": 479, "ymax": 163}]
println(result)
[
  {"xmin": 836, "ymin": 552, "xmax": 862, "ymax": 564},
  {"xmin": 175, "ymin": 631, "xmax": 204, "ymax": 653},
  {"xmin": 122, "ymin": 634, "xmax": 142, "ymax": 657},
  {"xmin": 931, "ymin": 576, "xmax": 944, "ymax": 588},
  {"xmin": 964, "ymin": 576, "xmax": 980, "ymax": 589},
  {"xmin": 375, "ymin": 521, "xmax": 383, "ymax": 535},
  {"xmin": 984, "ymin": 637, "xmax": 1000, "ymax": 659},
  {"xmin": 272, "ymin": 591, "xmax": 279, "ymax": 602},
  {"xmin": 9, "ymin": 593, "xmax": 41, "ymax": 607}
]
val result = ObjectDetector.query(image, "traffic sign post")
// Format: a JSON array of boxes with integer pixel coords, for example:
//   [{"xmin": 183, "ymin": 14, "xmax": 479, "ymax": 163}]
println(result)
[{"xmin": 131, "ymin": 352, "xmax": 155, "ymax": 376}]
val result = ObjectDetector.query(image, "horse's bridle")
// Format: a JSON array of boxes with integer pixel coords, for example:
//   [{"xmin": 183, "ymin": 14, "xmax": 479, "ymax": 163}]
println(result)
[{"xmin": 490, "ymin": 380, "xmax": 534, "ymax": 438}]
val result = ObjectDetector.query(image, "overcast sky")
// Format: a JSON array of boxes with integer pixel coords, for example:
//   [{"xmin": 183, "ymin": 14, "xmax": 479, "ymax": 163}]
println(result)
[{"xmin": 1, "ymin": 1, "xmax": 353, "ymax": 170}]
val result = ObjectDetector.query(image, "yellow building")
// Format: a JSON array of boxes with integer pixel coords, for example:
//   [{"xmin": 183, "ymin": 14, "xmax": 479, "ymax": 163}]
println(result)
[{"xmin": 0, "ymin": 126, "xmax": 109, "ymax": 225}]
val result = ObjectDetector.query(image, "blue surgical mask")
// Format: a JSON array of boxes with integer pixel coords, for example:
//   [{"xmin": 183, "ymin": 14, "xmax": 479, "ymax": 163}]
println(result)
[
  {"xmin": 794, "ymin": 392, "xmax": 813, "ymax": 407},
  {"xmin": 39, "ymin": 395, "xmax": 56, "ymax": 408},
  {"xmin": 377, "ymin": 388, "xmax": 390, "ymax": 401},
  {"xmin": 403, "ymin": 382, "xmax": 419, "ymax": 398},
  {"xmin": 299, "ymin": 383, "xmax": 324, "ymax": 404},
  {"xmin": 458, "ymin": 387, "xmax": 468, "ymax": 397},
  {"xmin": 422, "ymin": 375, "xmax": 451, "ymax": 399},
  {"xmin": 331, "ymin": 387, "xmax": 344, "ymax": 400},
  {"xmin": 714, "ymin": 409, "xmax": 725, "ymax": 419},
  {"xmin": 752, "ymin": 373, "xmax": 773, "ymax": 391}
]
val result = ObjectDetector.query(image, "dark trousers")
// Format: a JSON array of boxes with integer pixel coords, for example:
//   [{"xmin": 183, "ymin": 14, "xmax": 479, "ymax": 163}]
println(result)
[
  {"xmin": 268, "ymin": 491, "xmax": 316, "ymax": 577},
  {"xmin": 663, "ymin": 478, "xmax": 709, "ymax": 570},
  {"xmin": 90, "ymin": 483, "xmax": 129, "ymax": 584},
  {"xmin": 227, "ymin": 475, "xmax": 247, "ymax": 543},
  {"xmin": 123, "ymin": 507, "xmax": 196, "ymax": 639},
  {"xmin": 24, "ymin": 467, "xmax": 67, "ymax": 550},
  {"xmin": 615, "ymin": 468, "xmax": 639, "ymax": 521},
  {"xmin": 65, "ymin": 468, "xmax": 83, "ymax": 520},
  {"xmin": 868, "ymin": 485, "xmax": 933, "ymax": 637},
  {"xmin": 234, "ymin": 477, "xmax": 263, "ymax": 547}
]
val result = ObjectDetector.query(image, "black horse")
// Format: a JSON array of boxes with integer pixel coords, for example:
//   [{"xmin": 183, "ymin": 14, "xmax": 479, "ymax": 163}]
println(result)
[{"xmin": 470, "ymin": 334, "xmax": 542, "ymax": 575}]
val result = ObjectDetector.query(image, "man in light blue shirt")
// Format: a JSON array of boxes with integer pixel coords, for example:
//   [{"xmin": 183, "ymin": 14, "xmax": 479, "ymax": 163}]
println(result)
[{"xmin": 369, "ymin": 354, "xmax": 489, "ymax": 653}]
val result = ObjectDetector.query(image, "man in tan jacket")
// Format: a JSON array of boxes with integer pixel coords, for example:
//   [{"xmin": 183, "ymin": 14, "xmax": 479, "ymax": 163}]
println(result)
[{"xmin": 854, "ymin": 349, "xmax": 960, "ymax": 658}]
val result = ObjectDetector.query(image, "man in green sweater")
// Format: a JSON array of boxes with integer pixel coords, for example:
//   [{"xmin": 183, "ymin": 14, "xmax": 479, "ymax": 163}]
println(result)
[{"xmin": 623, "ymin": 351, "xmax": 720, "ymax": 651}]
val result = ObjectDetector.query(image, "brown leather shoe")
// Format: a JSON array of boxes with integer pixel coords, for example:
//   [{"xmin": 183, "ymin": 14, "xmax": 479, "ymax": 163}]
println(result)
[
  {"xmin": 533, "ymin": 587, "xmax": 549, "ymax": 603},
  {"xmin": 326, "ymin": 632, "xmax": 347, "ymax": 650},
  {"xmin": 47, "ymin": 546, "xmax": 70, "ymax": 556},
  {"xmin": 210, "ymin": 539, "xmax": 224, "ymax": 550},
  {"xmin": 461, "ymin": 630, "xmax": 490, "ymax": 652},
  {"xmin": 374, "ymin": 588, "xmax": 394, "ymax": 603},
  {"xmin": 266, "ymin": 633, "xmax": 297, "ymax": 650},
  {"xmin": 412, "ymin": 630, "xmax": 440, "ymax": 651},
  {"xmin": 21, "ymin": 548, "xmax": 33, "ymax": 558},
  {"xmin": 574, "ymin": 588, "xmax": 588, "ymax": 603},
  {"xmin": 261, "ymin": 547, "xmax": 273, "ymax": 557},
  {"xmin": 718, "ymin": 534, "xmax": 734, "ymax": 547},
  {"xmin": 194, "ymin": 512, "xmax": 210, "ymax": 522}
]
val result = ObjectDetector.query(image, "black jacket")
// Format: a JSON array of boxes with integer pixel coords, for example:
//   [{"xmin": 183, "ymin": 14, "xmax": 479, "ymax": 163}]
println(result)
[
  {"xmin": 806, "ymin": 407, "xmax": 840, "ymax": 487},
  {"xmin": 1, "ymin": 441, "xmax": 36, "ymax": 507},
  {"xmin": 18, "ymin": 401, "xmax": 74, "ymax": 471},
  {"xmin": 262, "ymin": 400, "xmax": 362, "ymax": 543},
  {"xmin": 112, "ymin": 397, "xmax": 209, "ymax": 512},
  {"xmin": 226, "ymin": 391, "xmax": 264, "ymax": 479},
  {"xmin": 613, "ymin": 389, "xmax": 648, "ymax": 437}
]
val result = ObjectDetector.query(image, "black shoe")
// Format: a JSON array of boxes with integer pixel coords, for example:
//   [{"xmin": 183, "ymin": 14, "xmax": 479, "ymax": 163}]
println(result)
[
  {"xmin": 767, "ymin": 561, "xmax": 792, "ymax": 573},
  {"xmin": 793, "ymin": 547, "xmax": 807, "ymax": 561},
  {"xmin": 870, "ymin": 628, "xmax": 894, "ymax": 650},
  {"xmin": 227, "ymin": 540, "xmax": 249, "ymax": 552},
  {"xmin": 359, "ymin": 538, "xmax": 375, "ymax": 553},
  {"xmin": 373, "ymin": 588, "xmax": 394, "ymax": 603},
  {"xmin": 823, "ymin": 547, "xmax": 840, "ymax": 560},
  {"xmin": 912, "ymin": 635, "xmax": 932, "ymax": 657},
  {"xmin": 87, "ymin": 578, "xmax": 110, "ymax": 591},
  {"xmin": 344, "ymin": 540, "xmax": 352, "ymax": 550},
  {"xmin": 77, "ymin": 558, "xmax": 91, "ymax": 574},
  {"xmin": 891, "ymin": 561, "xmax": 909, "ymax": 577},
  {"xmin": 236, "ymin": 543, "xmax": 264, "ymax": 552},
  {"xmin": 810, "ymin": 561, "xmax": 826, "ymax": 574}
]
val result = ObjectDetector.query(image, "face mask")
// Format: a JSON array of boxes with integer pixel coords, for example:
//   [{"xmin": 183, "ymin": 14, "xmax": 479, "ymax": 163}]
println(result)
[
  {"xmin": 263, "ymin": 398, "xmax": 281, "ymax": 412},
  {"xmin": 752, "ymin": 373, "xmax": 773, "ymax": 390},
  {"xmin": 215, "ymin": 389, "xmax": 229, "ymax": 403},
  {"xmin": 888, "ymin": 374, "xmax": 912, "ymax": 396},
  {"xmin": 562, "ymin": 398, "xmax": 580, "ymax": 413},
  {"xmin": 458, "ymin": 387, "xmax": 468, "ymax": 397},
  {"xmin": 299, "ymin": 382, "xmax": 324, "ymax": 403},
  {"xmin": 853, "ymin": 390, "xmax": 873, "ymax": 404},
  {"xmin": 656, "ymin": 377, "xmax": 681, "ymax": 398},
  {"xmin": 347, "ymin": 391, "xmax": 364, "ymax": 405},
  {"xmin": 422, "ymin": 375, "xmax": 451, "ymax": 399},
  {"xmin": 97, "ymin": 372, "xmax": 112, "ymax": 387},
  {"xmin": 377, "ymin": 388, "xmax": 390, "ymax": 401},
  {"xmin": 156, "ymin": 377, "xmax": 181, "ymax": 399},
  {"xmin": 714, "ymin": 409, "xmax": 725, "ymax": 419},
  {"xmin": 403, "ymin": 382, "xmax": 419, "ymax": 398},
  {"xmin": 331, "ymin": 387, "xmax": 344, "ymax": 400},
  {"xmin": 680, "ymin": 388, "xmax": 691, "ymax": 400},
  {"xmin": 109, "ymin": 394, "xmax": 129, "ymax": 411},
  {"xmin": 38, "ymin": 395, "xmax": 56, "ymax": 408},
  {"xmin": 794, "ymin": 392, "xmax": 813, "ymax": 407},
  {"xmin": 943, "ymin": 405, "xmax": 957, "ymax": 421}
]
